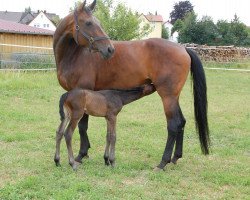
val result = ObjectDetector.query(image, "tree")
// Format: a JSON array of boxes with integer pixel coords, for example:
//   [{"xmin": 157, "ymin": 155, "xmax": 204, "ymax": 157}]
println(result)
[
  {"xmin": 178, "ymin": 12, "xmax": 197, "ymax": 43},
  {"xmin": 170, "ymin": 1, "xmax": 193, "ymax": 24},
  {"xmin": 24, "ymin": 7, "xmax": 31, "ymax": 13},
  {"xmin": 51, "ymin": 15, "xmax": 61, "ymax": 27},
  {"xmin": 70, "ymin": 0, "xmax": 151, "ymax": 40},
  {"xmin": 216, "ymin": 15, "xmax": 249, "ymax": 46},
  {"xmin": 230, "ymin": 14, "xmax": 248, "ymax": 45},
  {"xmin": 171, "ymin": 19, "xmax": 183, "ymax": 35},
  {"xmin": 162, "ymin": 25, "xmax": 169, "ymax": 39},
  {"xmin": 196, "ymin": 16, "xmax": 219, "ymax": 45}
]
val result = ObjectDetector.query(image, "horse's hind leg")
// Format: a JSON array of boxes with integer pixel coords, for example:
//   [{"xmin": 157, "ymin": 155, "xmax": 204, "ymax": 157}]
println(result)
[
  {"xmin": 54, "ymin": 118, "xmax": 69, "ymax": 166},
  {"xmin": 171, "ymin": 108, "xmax": 186, "ymax": 164},
  {"xmin": 75, "ymin": 114, "xmax": 91, "ymax": 163},
  {"xmin": 156, "ymin": 95, "xmax": 185, "ymax": 170}
]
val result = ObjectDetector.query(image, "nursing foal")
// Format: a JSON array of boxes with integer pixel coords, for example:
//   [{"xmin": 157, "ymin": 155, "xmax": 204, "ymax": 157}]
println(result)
[{"xmin": 54, "ymin": 83, "xmax": 156, "ymax": 170}]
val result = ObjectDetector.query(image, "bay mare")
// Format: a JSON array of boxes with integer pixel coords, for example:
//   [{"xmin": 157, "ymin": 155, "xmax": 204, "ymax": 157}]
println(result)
[{"xmin": 53, "ymin": 0, "xmax": 210, "ymax": 170}]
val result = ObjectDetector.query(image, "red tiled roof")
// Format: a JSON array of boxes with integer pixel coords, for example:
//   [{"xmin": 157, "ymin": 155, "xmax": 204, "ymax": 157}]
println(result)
[
  {"xmin": 0, "ymin": 19, "xmax": 54, "ymax": 35},
  {"xmin": 144, "ymin": 15, "xmax": 163, "ymax": 22}
]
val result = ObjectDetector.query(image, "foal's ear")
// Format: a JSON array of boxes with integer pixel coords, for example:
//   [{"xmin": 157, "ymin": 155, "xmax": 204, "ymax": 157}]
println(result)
[{"xmin": 89, "ymin": 0, "xmax": 97, "ymax": 11}]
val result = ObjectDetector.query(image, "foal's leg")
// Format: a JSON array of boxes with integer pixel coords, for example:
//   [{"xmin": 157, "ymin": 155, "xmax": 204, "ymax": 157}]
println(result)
[
  {"xmin": 104, "ymin": 116, "xmax": 117, "ymax": 167},
  {"xmin": 104, "ymin": 127, "xmax": 111, "ymax": 166},
  {"xmin": 75, "ymin": 114, "xmax": 91, "ymax": 163},
  {"xmin": 64, "ymin": 118, "xmax": 81, "ymax": 170},
  {"xmin": 156, "ymin": 96, "xmax": 184, "ymax": 170},
  {"xmin": 54, "ymin": 118, "xmax": 69, "ymax": 166},
  {"xmin": 171, "ymin": 108, "xmax": 186, "ymax": 164}
]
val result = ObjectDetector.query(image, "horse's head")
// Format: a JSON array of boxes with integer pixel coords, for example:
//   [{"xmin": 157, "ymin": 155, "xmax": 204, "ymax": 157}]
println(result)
[{"xmin": 73, "ymin": 0, "xmax": 114, "ymax": 59}]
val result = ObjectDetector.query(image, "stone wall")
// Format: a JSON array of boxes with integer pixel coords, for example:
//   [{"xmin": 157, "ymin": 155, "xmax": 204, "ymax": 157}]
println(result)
[{"xmin": 184, "ymin": 44, "xmax": 250, "ymax": 62}]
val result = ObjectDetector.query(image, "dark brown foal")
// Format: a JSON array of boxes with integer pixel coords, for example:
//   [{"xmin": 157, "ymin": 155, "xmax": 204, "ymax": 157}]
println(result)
[{"xmin": 54, "ymin": 83, "xmax": 156, "ymax": 170}]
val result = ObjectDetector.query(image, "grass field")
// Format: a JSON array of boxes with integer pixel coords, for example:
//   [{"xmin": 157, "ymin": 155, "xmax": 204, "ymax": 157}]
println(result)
[{"xmin": 0, "ymin": 69, "xmax": 249, "ymax": 199}]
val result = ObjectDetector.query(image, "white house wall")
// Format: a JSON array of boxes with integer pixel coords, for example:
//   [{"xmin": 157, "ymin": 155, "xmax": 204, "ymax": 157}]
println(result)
[
  {"xmin": 139, "ymin": 15, "xmax": 162, "ymax": 39},
  {"xmin": 28, "ymin": 12, "xmax": 56, "ymax": 31}
]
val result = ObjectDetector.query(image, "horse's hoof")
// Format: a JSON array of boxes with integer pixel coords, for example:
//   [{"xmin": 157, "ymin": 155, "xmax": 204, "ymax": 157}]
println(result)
[
  {"xmin": 84, "ymin": 154, "xmax": 90, "ymax": 159},
  {"xmin": 171, "ymin": 156, "xmax": 181, "ymax": 164},
  {"xmin": 75, "ymin": 153, "xmax": 89, "ymax": 163},
  {"xmin": 171, "ymin": 158, "xmax": 177, "ymax": 165},
  {"xmin": 153, "ymin": 166, "xmax": 164, "ymax": 172}
]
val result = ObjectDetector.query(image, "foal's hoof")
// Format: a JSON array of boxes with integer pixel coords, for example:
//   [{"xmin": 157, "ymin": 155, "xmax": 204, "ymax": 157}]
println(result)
[
  {"xmin": 71, "ymin": 161, "xmax": 81, "ymax": 171},
  {"xmin": 54, "ymin": 158, "xmax": 61, "ymax": 167},
  {"xmin": 104, "ymin": 156, "xmax": 110, "ymax": 166},
  {"xmin": 110, "ymin": 161, "xmax": 115, "ymax": 168}
]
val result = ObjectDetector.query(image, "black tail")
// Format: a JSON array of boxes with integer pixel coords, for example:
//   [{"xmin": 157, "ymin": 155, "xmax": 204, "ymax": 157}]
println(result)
[
  {"xmin": 59, "ymin": 92, "xmax": 68, "ymax": 121},
  {"xmin": 186, "ymin": 48, "xmax": 210, "ymax": 155}
]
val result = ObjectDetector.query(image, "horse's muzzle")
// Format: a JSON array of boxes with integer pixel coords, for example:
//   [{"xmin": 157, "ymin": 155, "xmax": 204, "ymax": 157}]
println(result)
[{"xmin": 100, "ymin": 45, "xmax": 115, "ymax": 59}]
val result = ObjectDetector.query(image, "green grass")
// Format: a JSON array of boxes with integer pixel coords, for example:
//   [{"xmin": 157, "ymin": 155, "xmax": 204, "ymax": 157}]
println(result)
[{"xmin": 0, "ymin": 70, "xmax": 249, "ymax": 199}]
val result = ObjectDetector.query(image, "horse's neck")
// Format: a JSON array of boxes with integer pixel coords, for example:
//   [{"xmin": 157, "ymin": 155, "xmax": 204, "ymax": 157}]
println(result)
[{"xmin": 54, "ymin": 32, "xmax": 79, "ymax": 65}]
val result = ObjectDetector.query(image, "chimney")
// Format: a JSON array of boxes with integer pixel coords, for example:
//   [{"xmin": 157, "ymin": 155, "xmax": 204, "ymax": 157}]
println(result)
[{"xmin": 44, "ymin": 10, "xmax": 46, "ymax": 13}]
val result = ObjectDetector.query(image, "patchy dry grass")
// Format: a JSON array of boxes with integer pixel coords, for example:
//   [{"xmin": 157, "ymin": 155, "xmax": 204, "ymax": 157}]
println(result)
[{"xmin": 0, "ymin": 70, "xmax": 249, "ymax": 199}]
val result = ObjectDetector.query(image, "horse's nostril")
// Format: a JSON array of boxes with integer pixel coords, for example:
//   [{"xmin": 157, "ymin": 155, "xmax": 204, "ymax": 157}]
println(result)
[{"xmin": 108, "ymin": 46, "xmax": 114, "ymax": 54}]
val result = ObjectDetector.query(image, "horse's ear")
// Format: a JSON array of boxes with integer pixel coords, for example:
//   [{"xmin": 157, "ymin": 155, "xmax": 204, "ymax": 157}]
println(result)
[
  {"xmin": 89, "ymin": 0, "xmax": 97, "ymax": 11},
  {"xmin": 82, "ymin": 0, "xmax": 87, "ymax": 10}
]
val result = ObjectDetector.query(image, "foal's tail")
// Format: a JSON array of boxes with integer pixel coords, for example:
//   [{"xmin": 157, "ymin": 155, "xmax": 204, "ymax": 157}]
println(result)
[
  {"xmin": 186, "ymin": 48, "xmax": 210, "ymax": 155},
  {"xmin": 59, "ymin": 92, "xmax": 69, "ymax": 121}
]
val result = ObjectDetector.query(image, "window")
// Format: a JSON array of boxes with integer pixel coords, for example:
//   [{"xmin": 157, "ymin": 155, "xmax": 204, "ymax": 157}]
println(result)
[
  {"xmin": 47, "ymin": 24, "xmax": 49, "ymax": 27},
  {"xmin": 43, "ymin": 24, "xmax": 46, "ymax": 28}
]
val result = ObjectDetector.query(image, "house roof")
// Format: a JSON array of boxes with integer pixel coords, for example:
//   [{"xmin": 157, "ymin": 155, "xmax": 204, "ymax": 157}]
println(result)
[
  {"xmin": 0, "ymin": 11, "xmax": 23, "ymax": 22},
  {"xmin": 144, "ymin": 14, "xmax": 163, "ymax": 22},
  {"xmin": 0, "ymin": 10, "xmax": 59, "ymax": 25},
  {"xmin": 0, "ymin": 19, "xmax": 54, "ymax": 35}
]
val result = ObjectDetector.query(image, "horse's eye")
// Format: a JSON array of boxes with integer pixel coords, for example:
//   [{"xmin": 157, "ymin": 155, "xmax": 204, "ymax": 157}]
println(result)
[{"xmin": 86, "ymin": 21, "xmax": 92, "ymax": 26}]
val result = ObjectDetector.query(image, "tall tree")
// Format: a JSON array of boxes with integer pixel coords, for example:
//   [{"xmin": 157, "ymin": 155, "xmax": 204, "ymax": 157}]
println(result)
[{"xmin": 170, "ymin": 1, "xmax": 193, "ymax": 24}]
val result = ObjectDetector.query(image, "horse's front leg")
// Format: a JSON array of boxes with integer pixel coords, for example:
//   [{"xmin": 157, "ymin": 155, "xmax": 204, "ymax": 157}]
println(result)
[{"xmin": 75, "ymin": 114, "xmax": 91, "ymax": 163}]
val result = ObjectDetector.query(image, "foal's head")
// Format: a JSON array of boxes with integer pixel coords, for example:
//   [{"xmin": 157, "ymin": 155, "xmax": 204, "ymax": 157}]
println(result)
[{"xmin": 73, "ymin": 0, "xmax": 115, "ymax": 59}]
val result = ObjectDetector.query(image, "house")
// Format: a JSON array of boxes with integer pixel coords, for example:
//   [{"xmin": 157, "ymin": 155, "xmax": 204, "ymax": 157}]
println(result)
[
  {"xmin": 0, "ymin": 19, "xmax": 54, "ymax": 68},
  {"xmin": 139, "ymin": 13, "xmax": 163, "ymax": 39},
  {"xmin": 163, "ymin": 21, "xmax": 179, "ymax": 43},
  {"xmin": 0, "ymin": 10, "xmax": 59, "ymax": 31}
]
